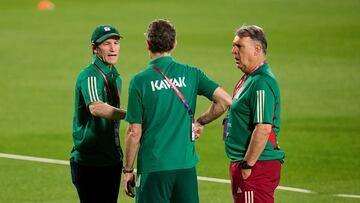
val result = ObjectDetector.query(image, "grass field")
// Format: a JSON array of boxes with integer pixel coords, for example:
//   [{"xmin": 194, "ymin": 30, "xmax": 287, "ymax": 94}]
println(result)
[{"xmin": 1, "ymin": 0, "xmax": 360, "ymax": 202}]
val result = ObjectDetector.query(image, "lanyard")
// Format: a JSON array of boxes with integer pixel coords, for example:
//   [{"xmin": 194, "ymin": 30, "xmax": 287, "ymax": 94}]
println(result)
[
  {"xmin": 93, "ymin": 63, "xmax": 121, "ymax": 107},
  {"xmin": 152, "ymin": 66, "xmax": 194, "ymax": 119},
  {"xmin": 232, "ymin": 60, "xmax": 266, "ymax": 97},
  {"xmin": 232, "ymin": 75, "xmax": 247, "ymax": 97},
  {"xmin": 224, "ymin": 60, "xmax": 267, "ymax": 141},
  {"xmin": 152, "ymin": 65, "xmax": 197, "ymax": 141},
  {"xmin": 93, "ymin": 62, "xmax": 122, "ymax": 151}
]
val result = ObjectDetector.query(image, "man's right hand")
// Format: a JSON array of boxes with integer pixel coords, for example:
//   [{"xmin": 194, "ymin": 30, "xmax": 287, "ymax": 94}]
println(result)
[{"xmin": 124, "ymin": 172, "xmax": 135, "ymax": 198}]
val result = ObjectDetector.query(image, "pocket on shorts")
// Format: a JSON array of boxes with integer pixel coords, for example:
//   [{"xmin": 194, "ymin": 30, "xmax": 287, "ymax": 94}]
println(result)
[{"xmin": 241, "ymin": 163, "xmax": 258, "ymax": 181}]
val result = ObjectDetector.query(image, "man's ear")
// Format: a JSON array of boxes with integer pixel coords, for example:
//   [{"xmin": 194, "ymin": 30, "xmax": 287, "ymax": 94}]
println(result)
[
  {"xmin": 254, "ymin": 43, "xmax": 262, "ymax": 56},
  {"xmin": 92, "ymin": 43, "xmax": 97, "ymax": 54},
  {"xmin": 172, "ymin": 40, "xmax": 177, "ymax": 51},
  {"xmin": 145, "ymin": 40, "xmax": 151, "ymax": 51}
]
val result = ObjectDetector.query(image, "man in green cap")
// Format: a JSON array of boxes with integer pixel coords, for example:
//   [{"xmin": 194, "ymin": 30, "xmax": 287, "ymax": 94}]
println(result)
[
  {"xmin": 70, "ymin": 25, "xmax": 126, "ymax": 203},
  {"xmin": 123, "ymin": 19, "xmax": 232, "ymax": 203}
]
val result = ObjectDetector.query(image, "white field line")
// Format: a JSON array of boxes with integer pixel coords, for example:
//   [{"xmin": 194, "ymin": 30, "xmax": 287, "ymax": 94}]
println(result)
[
  {"xmin": 334, "ymin": 194, "xmax": 360, "ymax": 199},
  {"xmin": 196, "ymin": 176, "xmax": 315, "ymax": 194},
  {"xmin": 0, "ymin": 153, "xmax": 69, "ymax": 165},
  {"xmin": 276, "ymin": 186, "xmax": 314, "ymax": 194},
  {"xmin": 0, "ymin": 153, "xmax": 358, "ymax": 199}
]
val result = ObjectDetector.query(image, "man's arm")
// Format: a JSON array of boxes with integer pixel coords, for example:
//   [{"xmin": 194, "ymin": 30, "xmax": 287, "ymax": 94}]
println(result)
[
  {"xmin": 195, "ymin": 87, "xmax": 232, "ymax": 125},
  {"xmin": 193, "ymin": 87, "xmax": 232, "ymax": 138},
  {"xmin": 241, "ymin": 123, "xmax": 272, "ymax": 178},
  {"xmin": 123, "ymin": 123, "xmax": 142, "ymax": 197},
  {"xmin": 89, "ymin": 101, "xmax": 126, "ymax": 120}
]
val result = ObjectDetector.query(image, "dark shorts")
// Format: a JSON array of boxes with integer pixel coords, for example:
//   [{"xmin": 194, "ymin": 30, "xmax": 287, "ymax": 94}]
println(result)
[
  {"xmin": 136, "ymin": 167, "xmax": 199, "ymax": 203},
  {"xmin": 70, "ymin": 158, "xmax": 122, "ymax": 203},
  {"xmin": 230, "ymin": 160, "xmax": 281, "ymax": 203}
]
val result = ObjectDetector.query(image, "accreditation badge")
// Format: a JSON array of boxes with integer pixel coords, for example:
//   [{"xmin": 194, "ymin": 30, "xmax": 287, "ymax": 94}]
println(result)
[
  {"xmin": 114, "ymin": 121, "xmax": 120, "ymax": 152},
  {"xmin": 191, "ymin": 120, "xmax": 196, "ymax": 142},
  {"xmin": 222, "ymin": 117, "xmax": 228, "ymax": 141}
]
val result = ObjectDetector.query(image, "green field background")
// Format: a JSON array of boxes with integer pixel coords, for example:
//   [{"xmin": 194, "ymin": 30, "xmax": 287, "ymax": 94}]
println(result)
[{"xmin": 0, "ymin": 0, "xmax": 359, "ymax": 202}]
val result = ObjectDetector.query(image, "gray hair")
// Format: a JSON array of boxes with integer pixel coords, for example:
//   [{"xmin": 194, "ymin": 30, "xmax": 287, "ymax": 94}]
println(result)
[{"xmin": 235, "ymin": 25, "xmax": 267, "ymax": 55}]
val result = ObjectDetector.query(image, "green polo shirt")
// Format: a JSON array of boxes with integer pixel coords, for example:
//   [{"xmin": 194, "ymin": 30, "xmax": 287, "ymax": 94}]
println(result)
[
  {"xmin": 126, "ymin": 56, "xmax": 219, "ymax": 173},
  {"xmin": 225, "ymin": 63, "xmax": 285, "ymax": 162},
  {"xmin": 71, "ymin": 56, "xmax": 123, "ymax": 166}
]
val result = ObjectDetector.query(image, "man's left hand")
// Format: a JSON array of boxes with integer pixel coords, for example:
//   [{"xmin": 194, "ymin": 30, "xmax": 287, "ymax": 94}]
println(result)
[{"xmin": 193, "ymin": 122, "xmax": 204, "ymax": 139}]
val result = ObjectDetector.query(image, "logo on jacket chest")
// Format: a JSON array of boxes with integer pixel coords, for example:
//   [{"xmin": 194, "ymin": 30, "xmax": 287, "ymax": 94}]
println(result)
[{"xmin": 150, "ymin": 77, "xmax": 187, "ymax": 92}]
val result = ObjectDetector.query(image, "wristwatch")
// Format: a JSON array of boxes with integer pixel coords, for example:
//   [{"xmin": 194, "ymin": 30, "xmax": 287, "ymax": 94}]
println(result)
[
  {"xmin": 196, "ymin": 118, "xmax": 206, "ymax": 126},
  {"xmin": 123, "ymin": 167, "xmax": 134, "ymax": 174},
  {"xmin": 239, "ymin": 160, "xmax": 253, "ymax": 169}
]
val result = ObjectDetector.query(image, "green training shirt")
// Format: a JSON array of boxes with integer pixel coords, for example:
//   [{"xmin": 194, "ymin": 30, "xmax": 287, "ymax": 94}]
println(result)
[
  {"xmin": 225, "ymin": 63, "xmax": 285, "ymax": 162},
  {"xmin": 71, "ymin": 56, "xmax": 123, "ymax": 166},
  {"xmin": 126, "ymin": 56, "xmax": 219, "ymax": 173}
]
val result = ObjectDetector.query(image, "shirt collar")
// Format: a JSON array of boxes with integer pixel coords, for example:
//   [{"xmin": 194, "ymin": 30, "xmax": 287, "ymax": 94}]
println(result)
[
  {"xmin": 92, "ymin": 55, "xmax": 117, "ymax": 75},
  {"xmin": 249, "ymin": 63, "xmax": 269, "ymax": 76},
  {"xmin": 148, "ymin": 56, "xmax": 174, "ymax": 67}
]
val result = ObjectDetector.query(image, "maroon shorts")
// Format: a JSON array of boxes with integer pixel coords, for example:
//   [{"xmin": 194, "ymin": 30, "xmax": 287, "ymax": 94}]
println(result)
[{"xmin": 230, "ymin": 160, "xmax": 281, "ymax": 203}]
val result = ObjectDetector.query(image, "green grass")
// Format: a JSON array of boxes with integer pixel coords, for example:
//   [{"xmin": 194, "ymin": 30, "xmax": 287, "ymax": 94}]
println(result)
[{"xmin": 1, "ymin": 0, "xmax": 360, "ymax": 202}]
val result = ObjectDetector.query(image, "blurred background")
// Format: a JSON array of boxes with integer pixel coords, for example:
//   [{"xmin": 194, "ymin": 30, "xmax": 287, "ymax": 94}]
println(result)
[{"xmin": 0, "ymin": 0, "xmax": 359, "ymax": 202}]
